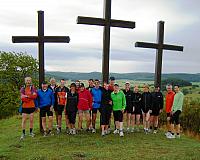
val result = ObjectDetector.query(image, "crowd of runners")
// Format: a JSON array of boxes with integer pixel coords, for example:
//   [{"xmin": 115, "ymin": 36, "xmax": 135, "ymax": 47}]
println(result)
[{"xmin": 19, "ymin": 76, "xmax": 184, "ymax": 140}]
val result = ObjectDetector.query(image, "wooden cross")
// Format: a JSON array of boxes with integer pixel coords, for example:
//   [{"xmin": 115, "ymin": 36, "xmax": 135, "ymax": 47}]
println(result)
[
  {"xmin": 12, "ymin": 10, "xmax": 70, "ymax": 132},
  {"xmin": 12, "ymin": 10, "xmax": 70, "ymax": 86},
  {"xmin": 135, "ymin": 21, "xmax": 184, "ymax": 88},
  {"xmin": 77, "ymin": 0, "xmax": 135, "ymax": 83}
]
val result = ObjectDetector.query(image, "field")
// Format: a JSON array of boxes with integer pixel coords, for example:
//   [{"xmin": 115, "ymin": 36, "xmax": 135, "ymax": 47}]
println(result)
[{"xmin": 0, "ymin": 114, "xmax": 200, "ymax": 160}]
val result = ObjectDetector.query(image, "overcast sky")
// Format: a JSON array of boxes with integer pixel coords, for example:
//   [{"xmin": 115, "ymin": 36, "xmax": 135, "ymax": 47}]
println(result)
[{"xmin": 0, "ymin": 0, "xmax": 199, "ymax": 73}]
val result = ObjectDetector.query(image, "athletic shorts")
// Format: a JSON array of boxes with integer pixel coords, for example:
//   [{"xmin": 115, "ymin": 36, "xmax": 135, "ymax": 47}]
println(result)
[
  {"xmin": 57, "ymin": 105, "xmax": 65, "ymax": 115},
  {"xmin": 125, "ymin": 106, "xmax": 133, "ymax": 114},
  {"xmin": 67, "ymin": 111, "xmax": 77, "ymax": 124},
  {"xmin": 40, "ymin": 106, "xmax": 53, "ymax": 117},
  {"xmin": 92, "ymin": 108, "xmax": 100, "ymax": 114},
  {"xmin": 133, "ymin": 106, "xmax": 142, "ymax": 115},
  {"xmin": 100, "ymin": 107, "xmax": 111, "ymax": 125},
  {"xmin": 22, "ymin": 108, "xmax": 35, "ymax": 114},
  {"xmin": 150, "ymin": 109, "xmax": 160, "ymax": 116},
  {"xmin": 54, "ymin": 104, "xmax": 58, "ymax": 112},
  {"xmin": 171, "ymin": 110, "xmax": 181, "ymax": 125},
  {"xmin": 113, "ymin": 110, "xmax": 123, "ymax": 122},
  {"xmin": 78, "ymin": 110, "xmax": 90, "ymax": 114}
]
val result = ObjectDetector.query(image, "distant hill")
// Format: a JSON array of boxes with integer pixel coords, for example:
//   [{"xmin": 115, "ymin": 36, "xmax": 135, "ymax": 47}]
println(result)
[{"xmin": 46, "ymin": 71, "xmax": 200, "ymax": 82}]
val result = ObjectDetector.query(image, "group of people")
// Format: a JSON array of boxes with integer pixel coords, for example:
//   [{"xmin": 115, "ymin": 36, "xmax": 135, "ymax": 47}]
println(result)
[{"xmin": 19, "ymin": 76, "xmax": 184, "ymax": 140}]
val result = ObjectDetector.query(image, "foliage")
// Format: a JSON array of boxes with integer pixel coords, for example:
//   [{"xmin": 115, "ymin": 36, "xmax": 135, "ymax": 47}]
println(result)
[
  {"xmin": 0, "ymin": 51, "xmax": 39, "ymax": 89},
  {"xmin": 0, "ymin": 51, "xmax": 39, "ymax": 119}
]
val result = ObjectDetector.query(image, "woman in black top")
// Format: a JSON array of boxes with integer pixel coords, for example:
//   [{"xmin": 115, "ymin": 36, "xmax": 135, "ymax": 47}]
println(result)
[
  {"xmin": 141, "ymin": 84, "xmax": 152, "ymax": 133},
  {"xmin": 100, "ymin": 83, "xmax": 112, "ymax": 136},
  {"xmin": 66, "ymin": 83, "xmax": 79, "ymax": 135},
  {"xmin": 132, "ymin": 85, "xmax": 142, "ymax": 132},
  {"xmin": 150, "ymin": 86, "xmax": 163, "ymax": 133}
]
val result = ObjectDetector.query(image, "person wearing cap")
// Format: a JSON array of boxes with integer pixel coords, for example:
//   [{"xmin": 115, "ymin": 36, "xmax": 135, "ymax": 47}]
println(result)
[
  {"xmin": 77, "ymin": 83, "xmax": 93, "ymax": 131},
  {"xmin": 123, "ymin": 82, "xmax": 134, "ymax": 133},
  {"xmin": 141, "ymin": 84, "xmax": 152, "ymax": 134},
  {"xmin": 108, "ymin": 77, "xmax": 115, "ymax": 92},
  {"xmin": 37, "ymin": 81, "xmax": 55, "ymax": 137},
  {"xmin": 150, "ymin": 86, "xmax": 163, "ymax": 134},
  {"xmin": 132, "ymin": 85, "xmax": 142, "ymax": 132},
  {"xmin": 111, "ymin": 83, "xmax": 126, "ymax": 137},
  {"xmin": 90, "ymin": 79, "xmax": 103, "ymax": 133},
  {"xmin": 55, "ymin": 79, "xmax": 69, "ymax": 134},
  {"xmin": 66, "ymin": 83, "xmax": 79, "ymax": 135}
]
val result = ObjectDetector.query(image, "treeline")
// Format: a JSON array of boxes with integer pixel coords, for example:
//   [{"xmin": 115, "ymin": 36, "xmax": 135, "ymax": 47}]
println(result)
[{"xmin": 46, "ymin": 71, "xmax": 200, "ymax": 82}]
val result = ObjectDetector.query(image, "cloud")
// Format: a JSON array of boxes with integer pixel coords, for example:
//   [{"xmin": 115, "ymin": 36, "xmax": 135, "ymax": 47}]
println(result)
[{"xmin": 0, "ymin": 0, "xmax": 199, "ymax": 73}]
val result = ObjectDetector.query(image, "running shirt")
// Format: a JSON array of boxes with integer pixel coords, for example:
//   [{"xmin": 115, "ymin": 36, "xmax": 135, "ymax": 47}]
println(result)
[
  {"xmin": 91, "ymin": 87, "xmax": 102, "ymax": 109},
  {"xmin": 55, "ymin": 86, "xmax": 69, "ymax": 106},
  {"xmin": 151, "ymin": 91, "xmax": 164, "ymax": 111},
  {"xmin": 66, "ymin": 91, "xmax": 79, "ymax": 112},
  {"xmin": 165, "ymin": 91, "xmax": 175, "ymax": 113},
  {"xmin": 141, "ymin": 92, "xmax": 152, "ymax": 113},
  {"xmin": 172, "ymin": 91, "xmax": 184, "ymax": 112},
  {"xmin": 111, "ymin": 90, "xmax": 126, "ymax": 111},
  {"xmin": 20, "ymin": 85, "xmax": 37, "ymax": 108}
]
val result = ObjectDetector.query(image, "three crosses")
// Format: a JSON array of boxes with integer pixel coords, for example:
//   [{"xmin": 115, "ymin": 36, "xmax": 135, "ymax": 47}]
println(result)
[{"xmin": 12, "ymin": 0, "xmax": 184, "ymax": 89}]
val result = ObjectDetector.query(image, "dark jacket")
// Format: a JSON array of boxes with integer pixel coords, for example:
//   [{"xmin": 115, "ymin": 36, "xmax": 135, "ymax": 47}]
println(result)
[
  {"xmin": 151, "ymin": 91, "xmax": 163, "ymax": 111},
  {"xmin": 123, "ymin": 89, "xmax": 134, "ymax": 108},
  {"xmin": 48, "ymin": 84, "xmax": 58, "ymax": 105},
  {"xmin": 141, "ymin": 92, "xmax": 152, "ymax": 113},
  {"xmin": 66, "ymin": 91, "xmax": 79, "ymax": 112},
  {"xmin": 132, "ymin": 92, "xmax": 142, "ymax": 108},
  {"xmin": 101, "ymin": 88, "xmax": 112, "ymax": 108}
]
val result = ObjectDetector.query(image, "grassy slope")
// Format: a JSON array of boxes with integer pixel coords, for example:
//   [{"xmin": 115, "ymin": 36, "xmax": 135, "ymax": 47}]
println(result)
[{"xmin": 0, "ymin": 114, "xmax": 200, "ymax": 160}]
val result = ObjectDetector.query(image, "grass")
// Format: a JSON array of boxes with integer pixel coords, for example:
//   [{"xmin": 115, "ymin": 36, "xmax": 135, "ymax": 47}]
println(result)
[{"xmin": 0, "ymin": 114, "xmax": 200, "ymax": 160}]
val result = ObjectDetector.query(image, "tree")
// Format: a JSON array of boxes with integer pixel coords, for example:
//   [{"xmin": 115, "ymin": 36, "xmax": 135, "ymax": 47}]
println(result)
[
  {"xmin": 0, "ymin": 51, "xmax": 39, "ymax": 89},
  {"xmin": 0, "ymin": 51, "xmax": 39, "ymax": 119}
]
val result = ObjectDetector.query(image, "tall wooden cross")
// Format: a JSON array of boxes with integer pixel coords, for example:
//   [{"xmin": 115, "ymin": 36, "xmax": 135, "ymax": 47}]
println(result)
[
  {"xmin": 135, "ymin": 21, "xmax": 184, "ymax": 88},
  {"xmin": 12, "ymin": 10, "xmax": 70, "ymax": 132},
  {"xmin": 12, "ymin": 10, "xmax": 70, "ymax": 87},
  {"xmin": 77, "ymin": 0, "xmax": 135, "ymax": 83}
]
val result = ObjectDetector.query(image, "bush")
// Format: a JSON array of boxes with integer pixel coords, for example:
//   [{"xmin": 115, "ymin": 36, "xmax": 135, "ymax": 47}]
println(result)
[
  {"xmin": 159, "ymin": 97, "xmax": 200, "ymax": 134},
  {"xmin": 0, "ymin": 83, "xmax": 20, "ymax": 119}
]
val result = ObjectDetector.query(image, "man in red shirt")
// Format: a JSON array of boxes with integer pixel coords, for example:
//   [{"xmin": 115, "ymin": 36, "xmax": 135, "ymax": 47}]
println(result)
[
  {"xmin": 20, "ymin": 77, "xmax": 37, "ymax": 140},
  {"xmin": 165, "ymin": 84, "xmax": 175, "ymax": 137}
]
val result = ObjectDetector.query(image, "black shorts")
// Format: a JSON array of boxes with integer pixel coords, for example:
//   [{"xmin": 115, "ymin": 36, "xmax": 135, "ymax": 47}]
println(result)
[
  {"xmin": 113, "ymin": 110, "xmax": 123, "ymax": 122},
  {"xmin": 67, "ymin": 111, "xmax": 77, "ymax": 124},
  {"xmin": 54, "ymin": 104, "xmax": 58, "ymax": 112},
  {"xmin": 171, "ymin": 110, "xmax": 181, "ymax": 125},
  {"xmin": 150, "ymin": 109, "xmax": 160, "ymax": 116},
  {"xmin": 133, "ymin": 106, "xmax": 142, "ymax": 115},
  {"xmin": 125, "ymin": 106, "xmax": 133, "ymax": 114},
  {"xmin": 57, "ymin": 105, "xmax": 65, "ymax": 115},
  {"xmin": 92, "ymin": 108, "xmax": 100, "ymax": 114},
  {"xmin": 22, "ymin": 108, "xmax": 35, "ymax": 114},
  {"xmin": 40, "ymin": 106, "xmax": 53, "ymax": 117},
  {"xmin": 100, "ymin": 107, "xmax": 111, "ymax": 125}
]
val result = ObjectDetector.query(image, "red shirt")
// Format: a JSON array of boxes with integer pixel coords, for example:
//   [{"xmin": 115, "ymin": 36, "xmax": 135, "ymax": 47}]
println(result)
[
  {"xmin": 165, "ymin": 91, "xmax": 175, "ymax": 113},
  {"xmin": 21, "ymin": 86, "xmax": 37, "ymax": 108},
  {"xmin": 108, "ymin": 85, "xmax": 114, "ymax": 92},
  {"xmin": 77, "ymin": 89, "xmax": 93, "ymax": 110}
]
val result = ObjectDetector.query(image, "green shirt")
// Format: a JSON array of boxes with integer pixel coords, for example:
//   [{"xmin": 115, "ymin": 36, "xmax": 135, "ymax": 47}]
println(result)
[
  {"xmin": 172, "ymin": 91, "xmax": 184, "ymax": 112},
  {"xmin": 111, "ymin": 90, "xmax": 126, "ymax": 111}
]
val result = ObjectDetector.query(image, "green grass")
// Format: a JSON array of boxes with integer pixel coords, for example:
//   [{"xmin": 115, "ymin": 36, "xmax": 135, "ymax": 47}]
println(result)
[{"xmin": 0, "ymin": 114, "xmax": 200, "ymax": 160}]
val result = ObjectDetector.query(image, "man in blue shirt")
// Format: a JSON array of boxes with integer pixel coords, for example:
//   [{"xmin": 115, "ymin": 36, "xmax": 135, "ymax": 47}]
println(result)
[
  {"xmin": 91, "ymin": 79, "xmax": 102, "ymax": 133},
  {"xmin": 37, "ymin": 81, "xmax": 55, "ymax": 136}
]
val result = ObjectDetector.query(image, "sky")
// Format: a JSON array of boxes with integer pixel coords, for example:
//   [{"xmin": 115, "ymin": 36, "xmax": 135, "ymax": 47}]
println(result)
[{"xmin": 0, "ymin": 0, "xmax": 199, "ymax": 73}]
